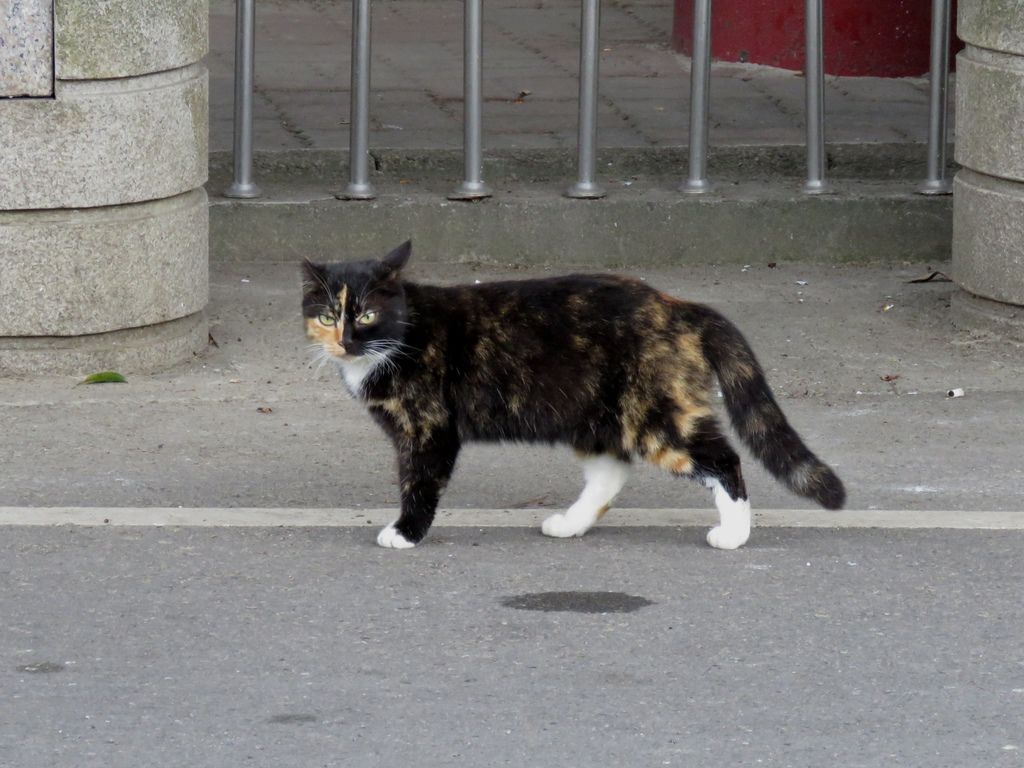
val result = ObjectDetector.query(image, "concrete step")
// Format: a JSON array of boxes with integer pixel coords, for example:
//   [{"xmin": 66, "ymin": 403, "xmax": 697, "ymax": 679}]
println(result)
[
  {"xmin": 208, "ymin": 143, "xmax": 957, "ymax": 185},
  {"xmin": 209, "ymin": 175, "xmax": 951, "ymax": 265}
]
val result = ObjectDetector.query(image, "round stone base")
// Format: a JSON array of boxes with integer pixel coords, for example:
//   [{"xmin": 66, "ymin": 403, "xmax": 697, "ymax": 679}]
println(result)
[
  {"xmin": 0, "ymin": 311, "xmax": 207, "ymax": 376},
  {"xmin": 953, "ymin": 170, "xmax": 1024, "ymax": 307},
  {"xmin": 951, "ymin": 290, "xmax": 1024, "ymax": 344},
  {"xmin": 0, "ymin": 189, "xmax": 208, "ymax": 338}
]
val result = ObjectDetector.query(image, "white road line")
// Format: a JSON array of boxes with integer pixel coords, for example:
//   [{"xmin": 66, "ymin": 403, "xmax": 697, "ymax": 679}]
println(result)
[{"xmin": 0, "ymin": 507, "xmax": 1021, "ymax": 529}]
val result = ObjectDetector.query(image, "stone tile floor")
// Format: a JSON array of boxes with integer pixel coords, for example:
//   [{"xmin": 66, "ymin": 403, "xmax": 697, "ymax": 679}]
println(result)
[{"xmin": 207, "ymin": 0, "xmax": 949, "ymax": 153}]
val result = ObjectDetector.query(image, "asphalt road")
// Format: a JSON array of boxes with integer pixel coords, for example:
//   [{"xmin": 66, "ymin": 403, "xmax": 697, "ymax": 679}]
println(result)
[{"xmin": 3, "ymin": 526, "xmax": 1023, "ymax": 768}]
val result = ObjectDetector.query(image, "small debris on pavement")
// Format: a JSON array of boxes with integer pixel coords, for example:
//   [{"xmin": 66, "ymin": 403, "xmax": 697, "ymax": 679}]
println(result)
[
  {"xmin": 880, "ymin": 374, "xmax": 900, "ymax": 382},
  {"xmin": 79, "ymin": 371, "xmax": 127, "ymax": 385},
  {"xmin": 767, "ymin": 262, "xmax": 777, "ymax": 268},
  {"xmin": 907, "ymin": 270, "xmax": 952, "ymax": 284},
  {"xmin": 741, "ymin": 264, "xmax": 751, "ymax": 272},
  {"xmin": 208, "ymin": 333, "xmax": 220, "ymax": 348},
  {"xmin": 257, "ymin": 406, "xmax": 274, "ymax": 414},
  {"xmin": 947, "ymin": 388, "xmax": 965, "ymax": 398},
  {"xmin": 795, "ymin": 280, "xmax": 808, "ymax": 286},
  {"xmin": 240, "ymin": 278, "xmax": 250, "ymax": 283},
  {"xmin": 881, "ymin": 303, "xmax": 895, "ymax": 312}
]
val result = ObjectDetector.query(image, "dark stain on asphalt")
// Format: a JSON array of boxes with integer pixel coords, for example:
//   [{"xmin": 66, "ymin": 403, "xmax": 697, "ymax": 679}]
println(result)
[
  {"xmin": 268, "ymin": 714, "xmax": 319, "ymax": 725},
  {"xmin": 500, "ymin": 591, "xmax": 655, "ymax": 613},
  {"xmin": 17, "ymin": 661, "xmax": 65, "ymax": 674}
]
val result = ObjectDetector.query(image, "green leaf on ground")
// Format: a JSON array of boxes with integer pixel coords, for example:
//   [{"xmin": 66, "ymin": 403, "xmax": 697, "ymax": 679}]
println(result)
[{"xmin": 79, "ymin": 371, "xmax": 127, "ymax": 385}]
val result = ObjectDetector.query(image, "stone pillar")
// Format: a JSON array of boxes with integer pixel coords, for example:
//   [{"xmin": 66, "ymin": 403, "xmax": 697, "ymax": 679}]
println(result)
[
  {"xmin": 953, "ymin": 1, "xmax": 1024, "ymax": 340},
  {"xmin": 0, "ymin": 1, "xmax": 209, "ymax": 375}
]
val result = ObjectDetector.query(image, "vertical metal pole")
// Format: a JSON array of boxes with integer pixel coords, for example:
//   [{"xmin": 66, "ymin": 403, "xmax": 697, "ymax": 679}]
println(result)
[
  {"xmin": 343, "ymin": 0, "xmax": 376, "ymax": 200},
  {"xmin": 803, "ymin": 0, "xmax": 830, "ymax": 194},
  {"xmin": 565, "ymin": 0, "xmax": 605, "ymax": 199},
  {"xmin": 450, "ymin": 0, "xmax": 492, "ymax": 200},
  {"xmin": 918, "ymin": 0, "xmax": 953, "ymax": 195},
  {"xmin": 225, "ymin": 0, "xmax": 261, "ymax": 198},
  {"xmin": 680, "ymin": 0, "xmax": 712, "ymax": 194}
]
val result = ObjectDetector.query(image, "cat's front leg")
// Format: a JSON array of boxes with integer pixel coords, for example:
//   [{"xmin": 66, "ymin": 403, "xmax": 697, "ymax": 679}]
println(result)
[
  {"xmin": 378, "ymin": 435, "xmax": 460, "ymax": 549},
  {"xmin": 542, "ymin": 454, "xmax": 630, "ymax": 538}
]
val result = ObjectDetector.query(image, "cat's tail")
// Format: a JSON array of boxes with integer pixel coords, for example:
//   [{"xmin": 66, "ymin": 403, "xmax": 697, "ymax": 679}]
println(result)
[{"xmin": 698, "ymin": 309, "xmax": 845, "ymax": 510}]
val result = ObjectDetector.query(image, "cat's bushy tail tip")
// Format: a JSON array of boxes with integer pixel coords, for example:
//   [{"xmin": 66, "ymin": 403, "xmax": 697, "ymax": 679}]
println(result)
[{"xmin": 790, "ymin": 459, "xmax": 845, "ymax": 510}]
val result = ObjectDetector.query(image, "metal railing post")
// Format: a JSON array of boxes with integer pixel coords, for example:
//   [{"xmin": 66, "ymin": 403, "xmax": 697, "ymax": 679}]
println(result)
[
  {"xmin": 565, "ymin": 0, "xmax": 605, "ymax": 199},
  {"xmin": 803, "ymin": 0, "xmax": 830, "ymax": 194},
  {"xmin": 450, "ymin": 0, "xmax": 492, "ymax": 200},
  {"xmin": 225, "ymin": 0, "xmax": 261, "ymax": 199},
  {"xmin": 918, "ymin": 0, "xmax": 953, "ymax": 195},
  {"xmin": 680, "ymin": 0, "xmax": 712, "ymax": 194},
  {"xmin": 343, "ymin": 0, "xmax": 376, "ymax": 200}
]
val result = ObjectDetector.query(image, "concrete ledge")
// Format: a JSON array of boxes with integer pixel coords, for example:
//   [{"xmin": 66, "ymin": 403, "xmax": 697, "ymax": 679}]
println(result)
[
  {"xmin": 207, "ymin": 143, "xmax": 959, "ymax": 187},
  {"xmin": 0, "ymin": 311, "xmax": 207, "ymax": 377},
  {"xmin": 958, "ymin": 0, "xmax": 1024, "ymax": 57},
  {"xmin": 951, "ymin": 290, "xmax": 1024, "ymax": 343},
  {"xmin": 0, "ymin": 64, "xmax": 208, "ymax": 210},
  {"xmin": 955, "ymin": 46, "xmax": 1024, "ymax": 184},
  {"xmin": 209, "ymin": 180, "xmax": 952, "ymax": 265},
  {"xmin": 56, "ymin": 0, "xmax": 208, "ymax": 80},
  {"xmin": 0, "ymin": 189, "xmax": 209, "ymax": 336},
  {"xmin": 952, "ymin": 169, "xmax": 1024, "ymax": 306},
  {"xmin": 1, "ymin": 506, "xmax": 1020, "ymax": 530}
]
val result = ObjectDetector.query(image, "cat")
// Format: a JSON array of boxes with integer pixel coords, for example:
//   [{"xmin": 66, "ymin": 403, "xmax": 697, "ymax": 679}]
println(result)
[{"xmin": 302, "ymin": 241, "xmax": 844, "ymax": 551}]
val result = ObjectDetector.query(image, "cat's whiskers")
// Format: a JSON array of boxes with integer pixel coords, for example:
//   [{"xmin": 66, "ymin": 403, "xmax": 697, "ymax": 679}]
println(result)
[{"xmin": 306, "ymin": 344, "xmax": 336, "ymax": 379}]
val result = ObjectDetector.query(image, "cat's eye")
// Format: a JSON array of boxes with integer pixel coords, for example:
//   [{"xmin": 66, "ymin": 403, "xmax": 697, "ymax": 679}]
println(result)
[
  {"xmin": 317, "ymin": 313, "xmax": 337, "ymax": 327},
  {"xmin": 356, "ymin": 310, "xmax": 379, "ymax": 326}
]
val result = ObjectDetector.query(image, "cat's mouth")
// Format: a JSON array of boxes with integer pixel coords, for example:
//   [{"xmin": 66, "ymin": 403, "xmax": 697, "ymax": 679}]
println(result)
[{"xmin": 332, "ymin": 346, "xmax": 365, "ymax": 360}]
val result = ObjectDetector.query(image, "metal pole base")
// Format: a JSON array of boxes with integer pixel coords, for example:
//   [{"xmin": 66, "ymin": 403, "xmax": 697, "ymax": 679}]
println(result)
[
  {"xmin": 916, "ymin": 178, "xmax": 953, "ymax": 196},
  {"xmin": 802, "ymin": 179, "xmax": 834, "ymax": 195},
  {"xmin": 564, "ymin": 181, "xmax": 606, "ymax": 199},
  {"xmin": 680, "ymin": 179, "xmax": 712, "ymax": 195},
  {"xmin": 224, "ymin": 182, "xmax": 262, "ymax": 199},
  {"xmin": 448, "ymin": 181, "xmax": 493, "ymax": 201},
  {"xmin": 339, "ymin": 182, "xmax": 377, "ymax": 201}
]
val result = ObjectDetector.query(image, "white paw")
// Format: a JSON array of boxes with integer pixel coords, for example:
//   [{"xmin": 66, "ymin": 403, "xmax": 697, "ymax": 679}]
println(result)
[
  {"xmin": 706, "ymin": 525, "xmax": 750, "ymax": 550},
  {"xmin": 377, "ymin": 523, "xmax": 416, "ymax": 549},
  {"xmin": 541, "ymin": 513, "xmax": 587, "ymax": 538}
]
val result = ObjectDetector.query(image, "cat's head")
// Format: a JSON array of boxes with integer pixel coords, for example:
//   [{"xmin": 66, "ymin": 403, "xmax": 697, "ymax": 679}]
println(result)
[{"xmin": 301, "ymin": 240, "xmax": 411, "ymax": 360}]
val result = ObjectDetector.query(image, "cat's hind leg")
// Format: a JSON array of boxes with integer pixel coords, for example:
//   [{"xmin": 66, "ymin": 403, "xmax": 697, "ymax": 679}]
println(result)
[
  {"xmin": 644, "ymin": 417, "xmax": 750, "ymax": 550},
  {"xmin": 688, "ymin": 425, "xmax": 750, "ymax": 550},
  {"xmin": 542, "ymin": 454, "xmax": 630, "ymax": 538}
]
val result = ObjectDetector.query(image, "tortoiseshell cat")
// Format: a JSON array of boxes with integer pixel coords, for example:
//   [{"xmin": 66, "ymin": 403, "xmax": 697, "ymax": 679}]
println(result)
[{"xmin": 303, "ymin": 241, "xmax": 844, "ymax": 551}]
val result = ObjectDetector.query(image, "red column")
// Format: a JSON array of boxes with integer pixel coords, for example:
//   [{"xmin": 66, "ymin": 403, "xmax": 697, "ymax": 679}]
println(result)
[{"xmin": 672, "ymin": 0, "xmax": 960, "ymax": 77}]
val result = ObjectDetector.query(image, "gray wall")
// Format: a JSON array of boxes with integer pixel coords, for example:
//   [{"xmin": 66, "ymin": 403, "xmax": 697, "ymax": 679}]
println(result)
[
  {"xmin": 953, "ymin": 0, "xmax": 1024, "ymax": 340},
  {"xmin": 0, "ymin": 0, "xmax": 210, "ymax": 375}
]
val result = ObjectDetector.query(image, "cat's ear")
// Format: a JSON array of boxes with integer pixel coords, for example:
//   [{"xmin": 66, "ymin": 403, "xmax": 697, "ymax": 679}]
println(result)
[
  {"xmin": 381, "ymin": 240, "xmax": 412, "ymax": 277},
  {"xmin": 301, "ymin": 258, "xmax": 326, "ymax": 289}
]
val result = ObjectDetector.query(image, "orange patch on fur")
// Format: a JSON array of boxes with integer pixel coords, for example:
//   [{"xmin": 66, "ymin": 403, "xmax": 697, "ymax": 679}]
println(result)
[
  {"xmin": 336, "ymin": 284, "xmax": 349, "ymax": 350},
  {"xmin": 649, "ymin": 447, "xmax": 694, "ymax": 475},
  {"xmin": 306, "ymin": 313, "xmax": 345, "ymax": 356},
  {"xmin": 596, "ymin": 503, "xmax": 611, "ymax": 520}
]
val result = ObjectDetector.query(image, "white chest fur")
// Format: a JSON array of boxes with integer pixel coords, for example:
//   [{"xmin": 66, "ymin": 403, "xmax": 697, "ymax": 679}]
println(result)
[{"xmin": 337, "ymin": 357, "xmax": 375, "ymax": 397}]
